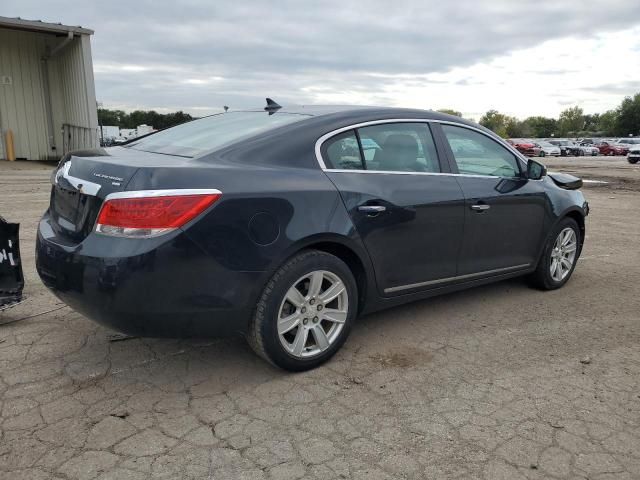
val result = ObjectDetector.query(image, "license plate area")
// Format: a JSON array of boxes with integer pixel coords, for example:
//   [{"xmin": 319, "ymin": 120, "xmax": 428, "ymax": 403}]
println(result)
[{"xmin": 53, "ymin": 185, "xmax": 82, "ymax": 230}]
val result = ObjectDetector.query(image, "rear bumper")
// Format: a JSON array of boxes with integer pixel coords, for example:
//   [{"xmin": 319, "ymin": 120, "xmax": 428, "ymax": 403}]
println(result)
[{"xmin": 36, "ymin": 213, "xmax": 262, "ymax": 338}]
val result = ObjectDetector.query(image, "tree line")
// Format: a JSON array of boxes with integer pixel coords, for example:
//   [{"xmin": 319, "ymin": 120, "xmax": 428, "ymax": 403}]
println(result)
[
  {"xmin": 98, "ymin": 108, "xmax": 194, "ymax": 130},
  {"xmin": 439, "ymin": 92, "xmax": 640, "ymax": 138}
]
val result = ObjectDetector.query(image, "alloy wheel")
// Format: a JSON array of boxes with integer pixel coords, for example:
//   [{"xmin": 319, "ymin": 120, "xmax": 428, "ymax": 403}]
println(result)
[
  {"xmin": 277, "ymin": 270, "xmax": 348, "ymax": 358},
  {"xmin": 550, "ymin": 227, "xmax": 577, "ymax": 282}
]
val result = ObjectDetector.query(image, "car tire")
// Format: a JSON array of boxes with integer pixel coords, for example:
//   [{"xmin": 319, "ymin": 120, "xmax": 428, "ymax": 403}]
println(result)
[
  {"xmin": 247, "ymin": 249, "xmax": 357, "ymax": 371},
  {"xmin": 539, "ymin": 151, "xmax": 546, "ymax": 157},
  {"xmin": 629, "ymin": 158, "xmax": 639, "ymax": 164},
  {"xmin": 528, "ymin": 217, "xmax": 581, "ymax": 291}
]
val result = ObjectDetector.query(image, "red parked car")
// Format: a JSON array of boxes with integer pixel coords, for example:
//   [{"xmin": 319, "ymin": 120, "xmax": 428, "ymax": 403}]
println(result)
[
  {"xmin": 507, "ymin": 139, "xmax": 541, "ymax": 157},
  {"xmin": 596, "ymin": 141, "xmax": 628, "ymax": 156}
]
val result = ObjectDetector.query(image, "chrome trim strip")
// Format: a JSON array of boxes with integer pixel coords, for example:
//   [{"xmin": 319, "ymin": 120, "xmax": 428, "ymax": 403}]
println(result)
[
  {"xmin": 54, "ymin": 161, "xmax": 102, "ymax": 196},
  {"xmin": 104, "ymin": 188, "xmax": 222, "ymax": 201},
  {"xmin": 384, "ymin": 263, "xmax": 531, "ymax": 294},
  {"xmin": 324, "ymin": 168, "xmax": 501, "ymax": 179},
  {"xmin": 314, "ymin": 117, "xmax": 528, "ymax": 173}
]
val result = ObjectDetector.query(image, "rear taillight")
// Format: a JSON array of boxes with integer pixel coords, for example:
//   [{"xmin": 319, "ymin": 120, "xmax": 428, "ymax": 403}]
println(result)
[{"xmin": 95, "ymin": 189, "xmax": 221, "ymax": 238}]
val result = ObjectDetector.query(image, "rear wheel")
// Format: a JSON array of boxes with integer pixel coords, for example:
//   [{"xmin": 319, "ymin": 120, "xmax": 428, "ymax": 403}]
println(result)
[
  {"xmin": 247, "ymin": 250, "xmax": 357, "ymax": 371},
  {"xmin": 629, "ymin": 158, "xmax": 638, "ymax": 164},
  {"xmin": 529, "ymin": 218, "xmax": 581, "ymax": 290}
]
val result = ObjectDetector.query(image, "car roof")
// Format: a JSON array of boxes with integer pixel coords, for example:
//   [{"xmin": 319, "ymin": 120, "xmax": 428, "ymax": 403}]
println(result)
[{"xmin": 235, "ymin": 104, "xmax": 480, "ymax": 128}]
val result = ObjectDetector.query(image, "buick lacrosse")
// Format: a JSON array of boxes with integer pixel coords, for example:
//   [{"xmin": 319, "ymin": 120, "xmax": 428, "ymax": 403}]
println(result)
[{"xmin": 36, "ymin": 102, "xmax": 588, "ymax": 370}]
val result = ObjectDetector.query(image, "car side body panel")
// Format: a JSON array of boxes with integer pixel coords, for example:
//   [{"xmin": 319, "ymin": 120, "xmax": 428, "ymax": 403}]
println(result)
[{"xmin": 35, "ymin": 106, "xmax": 588, "ymax": 338}]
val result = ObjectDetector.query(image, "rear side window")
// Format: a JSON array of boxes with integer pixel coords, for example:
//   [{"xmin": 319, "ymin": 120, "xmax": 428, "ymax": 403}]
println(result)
[
  {"xmin": 322, "ymin": 131, "xmax": 364, "ymax": 170},
  {"xmin": 321, "ymin": 122, "xmax": 441, "ymax": 173},
  {"xmin": 127, "ymin": 111, "xmax": 310, "ymax": 157},
  {"xmin": 441, "ymin": 125, "xmax": 521, "ymax": 177}
]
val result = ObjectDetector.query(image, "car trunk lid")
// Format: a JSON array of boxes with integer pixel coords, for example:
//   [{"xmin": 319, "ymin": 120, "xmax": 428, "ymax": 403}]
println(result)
[{"xmin": 49, "ymin": 147, "xmax": 188, "ymax": 243}]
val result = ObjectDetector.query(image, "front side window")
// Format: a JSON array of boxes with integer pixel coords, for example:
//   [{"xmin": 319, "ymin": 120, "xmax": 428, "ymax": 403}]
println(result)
[
  {"xmin": 356, "ymin": 123, "xmax": 440, "ymax": 173},
  {"xmin": 442, "ymin": 125, "xmax": 521, "ymax": 177}
]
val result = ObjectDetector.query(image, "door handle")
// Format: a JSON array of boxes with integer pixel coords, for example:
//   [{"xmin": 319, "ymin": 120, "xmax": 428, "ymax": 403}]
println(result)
[
  {"xmin": 358, "ymin": 205, "xmax": 386, "ymax": 215},
  {"xmin": 470, "ymin": 204, "xmax": 490, "ymax": 212}
]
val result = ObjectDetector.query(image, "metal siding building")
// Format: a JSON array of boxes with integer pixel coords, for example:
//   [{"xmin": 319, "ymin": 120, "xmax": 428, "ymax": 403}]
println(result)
[{"xmin": 0, "ymin": 17, "xmax": 98, "ymax": 161}]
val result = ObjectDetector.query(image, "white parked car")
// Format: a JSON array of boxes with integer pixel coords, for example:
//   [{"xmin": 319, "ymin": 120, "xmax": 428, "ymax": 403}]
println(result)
[
  {"xmin": 579, "ymin": 145, "xmax": 600, "ymax": 156},
  {"xmin": 615, "ymin": 138, "xmax": 640, "ymax": 149},
  {"xmin": 628, "ymin": 147, "xmax": 640, "ymax": 164},
  {"xmin": 535, "ymin": 141, "xmax": 561, "ymax": 157}
]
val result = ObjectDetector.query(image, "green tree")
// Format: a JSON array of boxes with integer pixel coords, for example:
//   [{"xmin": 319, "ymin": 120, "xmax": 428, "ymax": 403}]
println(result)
[
  {"xmin": 558, "ymin": 106, "xmax": 585, "ymax": 136},
  {"xmin": 525, "ymin": 116, "xmax": 557, "ymax": 138},
  {"xmin": 437, "ymin": 108, "xmax": 462, "ymax": 117},
  {"xmin": 597, "ymin": 110, "xmax": 618, "ymax": 136},
  {"xmin": 583, "ymin": 113, "xmax": 600, "ymax": 133},
  {"xmin": 97, "ymin": 108, "xmax": 126, "ymax": 126},
  {"xmin": 615, "ymin": 93, "xmax": 640, "ymax": 136},
  {"xmin": 504, "ymin": 117, "xmax": 532, "ymax": 138},
  {"xmin": 479, "ymin": 110, "xmax": 508, "ymax": 137}
]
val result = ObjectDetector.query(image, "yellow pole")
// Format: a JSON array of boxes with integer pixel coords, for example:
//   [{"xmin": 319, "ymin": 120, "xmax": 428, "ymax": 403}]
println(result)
[{"xmin": 5, "ymin": 129, "xmax": 15, "ymax": 161}]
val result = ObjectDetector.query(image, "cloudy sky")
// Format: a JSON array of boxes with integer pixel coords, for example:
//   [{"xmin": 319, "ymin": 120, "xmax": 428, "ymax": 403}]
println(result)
[{"xmin": 5, "ymin": 0, "xmax": 640, "ymax": 119}]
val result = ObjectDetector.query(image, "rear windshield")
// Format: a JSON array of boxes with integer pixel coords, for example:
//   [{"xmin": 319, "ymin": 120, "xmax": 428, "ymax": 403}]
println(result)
[{"xmin": 126, "ymin": 111, "xmax": 310, "ymax": 157}]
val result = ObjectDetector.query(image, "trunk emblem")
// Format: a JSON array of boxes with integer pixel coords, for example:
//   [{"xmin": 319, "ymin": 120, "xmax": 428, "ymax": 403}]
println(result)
[{"xmin": 93, "ymin": 173, "xmax": 124, "ymax": 186}]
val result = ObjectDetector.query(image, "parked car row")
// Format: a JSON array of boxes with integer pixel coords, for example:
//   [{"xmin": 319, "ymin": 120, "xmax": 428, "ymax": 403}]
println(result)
[{"xmin": 507, "ymin": 137, "xmax": 639, "ymax": 157}]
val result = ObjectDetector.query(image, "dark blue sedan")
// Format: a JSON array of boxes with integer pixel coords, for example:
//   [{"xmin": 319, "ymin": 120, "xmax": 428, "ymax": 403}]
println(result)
[{"xmin": 36, "ymin": 102, "xmax": 588, "ymax": 370}]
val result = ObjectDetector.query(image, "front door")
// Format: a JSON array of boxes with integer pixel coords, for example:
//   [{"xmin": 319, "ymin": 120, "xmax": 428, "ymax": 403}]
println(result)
[
  {"xmin": 437, "ymin": 123, "xmax": 546, "ymax": 275},
  {"xmin": 321, "ymin": 122, "xmax": 466, "ymax": 295}
]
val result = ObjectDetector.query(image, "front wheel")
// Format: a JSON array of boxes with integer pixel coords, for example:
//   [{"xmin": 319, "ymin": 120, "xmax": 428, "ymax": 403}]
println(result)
[
  {"xmin": 629, "ymin": 158, "xmax": 638, "ymax": 164},
  {"xmin": 539, "ymin": 151, "xmax": 546, "ymax": 157},
  {"xmin": 247, "ymin": 250, "xmax": 357, "ymax": 371},
  {"xmin": 529, "ymin": 218, "xmax": 581, "ymax": 290}
]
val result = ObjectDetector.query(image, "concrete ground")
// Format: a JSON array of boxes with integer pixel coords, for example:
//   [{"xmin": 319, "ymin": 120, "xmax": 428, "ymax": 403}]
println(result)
[{"xmin": 0, "ymin": 156, "xmax": 639, "ymax": 480}]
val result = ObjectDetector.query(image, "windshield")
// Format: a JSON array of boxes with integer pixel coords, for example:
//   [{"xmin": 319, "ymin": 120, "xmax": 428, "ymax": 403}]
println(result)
[
  {"xmin": 538, "ymin": 141, "xmax": 554, "ymax": 147},
  {"xmin": 126, "ymin": 111, "xmax": 311, "ymax": 157}
]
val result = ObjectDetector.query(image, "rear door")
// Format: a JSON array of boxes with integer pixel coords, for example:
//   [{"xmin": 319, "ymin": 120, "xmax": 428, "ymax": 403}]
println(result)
[
  {"xmin": 321, "ymin": 121, "xmax": 466, "ymax": 295},
  {"xmin": 436, "ymin": 123, "xmax": 546, "ymax": 276}
]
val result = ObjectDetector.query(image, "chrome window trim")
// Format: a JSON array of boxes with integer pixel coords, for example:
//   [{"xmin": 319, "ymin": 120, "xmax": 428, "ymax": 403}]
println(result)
[
  {"xmin": 104, "ymin": 188, "xmax": 222, "ymax": 201},
  {"xmin": 384, "ymin": 263, "xmax": 531, "ymax": 294},
  {"xmin": 314, "ymin": 117, "xmax": 529, "ymax": 175},
  {"xmin": 323, "ymin": 168, "xmax": 500, "ymax": 179}
]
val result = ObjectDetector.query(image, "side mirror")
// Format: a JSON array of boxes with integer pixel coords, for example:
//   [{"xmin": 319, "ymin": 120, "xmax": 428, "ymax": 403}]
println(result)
[{"xmin": 527, "ymin": 159, "xmax": 547, "ymax": 180}]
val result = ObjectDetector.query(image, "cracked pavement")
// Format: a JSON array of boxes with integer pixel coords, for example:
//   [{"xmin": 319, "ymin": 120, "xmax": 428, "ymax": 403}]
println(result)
[{"xmin": 0, "ymin": 158, "xmax": 639, "ymax": 479}]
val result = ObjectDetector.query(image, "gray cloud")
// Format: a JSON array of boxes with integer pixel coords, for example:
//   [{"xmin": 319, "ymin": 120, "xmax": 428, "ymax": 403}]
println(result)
[
  {"xmin": 582, "ymin": 80, "xmax": 640, "ymax": 95},
  {"xmin": 5, "ymin": 0, "xmax": 640, "ymax": 113}
]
